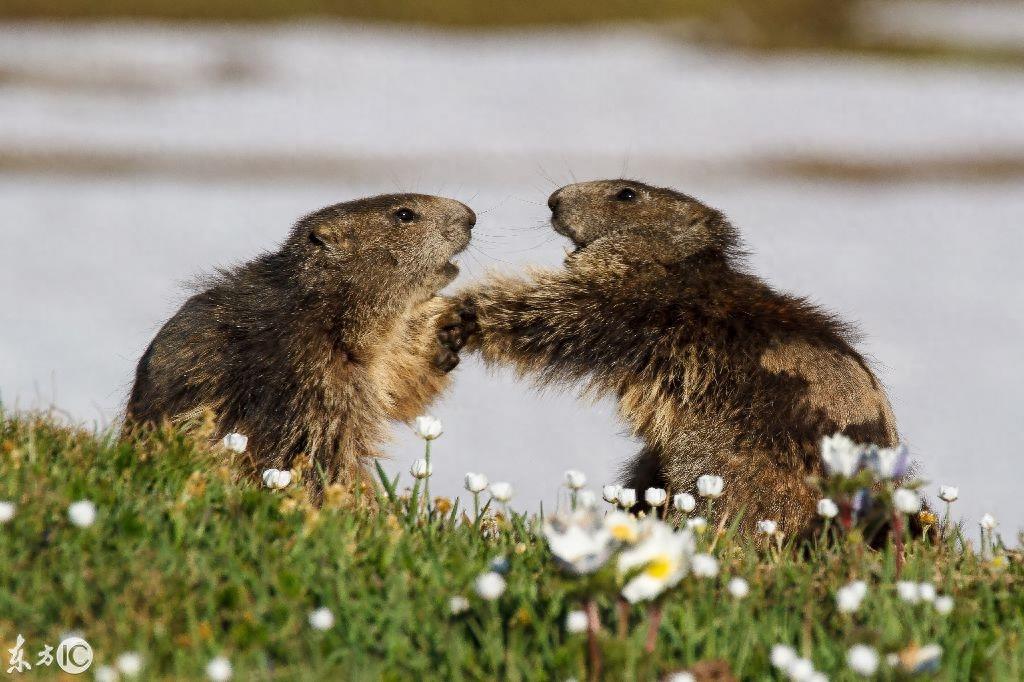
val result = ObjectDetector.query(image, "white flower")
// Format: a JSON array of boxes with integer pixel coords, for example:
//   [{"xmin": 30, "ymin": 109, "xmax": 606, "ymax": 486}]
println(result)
[
  {"xmin": 727, "ymin": 577, "xmax": 750, "ymax": 599},
  {"xmin": 870, "ymin": 444, "xmax": 909, "ymax": 479},
  {"xmin": 771, "ymin": 645, "xmax": 797, "ymax": 670},
  {"xmin": 262, "ymin": 468, "xmax": 292, "ymax": 489},
  {"xmin": 577, "ymin": 489, "xmax": 598, "ymax": 508},
  {"xmin": 757, "ymin": 519, "xmax": 777, "ymax": 535},
  {"xmin": 817, "ymin": 498, "xmax": 839, "ymax": 519},
  {"xmin": 116, "ymin": 652, "xmax": 143, "ymax": 677},
  {"xmin": 221, "ymin": 432, "xmax": 248, "ymax": 453},
  {"xmin": 448, "ymin": 595, "xmax": 470, "ymax": 614},
  {"xmin": 821, "ymin": 433, "xmax": 863, "ymax": 477},
  {"xmin": 0, "ymin": 501, "xmax": 15, "ymax": 524},
  {"xmin": 308, "ymin": 607, "xmax": 335, "ymax": 630},
  {"xmin": 665, "ymin": 674, "xmax": 696, "ymax": 682},
  {"xmin": 95, "ymin": 665, "xmax": 119, "ymax": 682},
  {"xmin": 464, "ymin": 472, "xmax": 488, "ymax": 493},
  {"xmin": 807, "ymin": 673, "xmax": 828, "ymax": 682},
  {"xmin": 543, "ymin": 509, "xmax": 613, "ymax": 575},
  {"xmin": 617, "ymin": 521, "xmax": 695, "ymax": 603},
  {"xmin": 410, "ymin": 458, "xmax": 432, "ymax": 479},
  {"xmin": 918, "ymin": 582, "xmax": 937, "ymax": 603},
  {"xmin": 413, "ymin": 415, "xmax": 443, "ymax": 440},
  {"xmin": 644, "ymin": 488, "xmax": 668, "ymax": 507},
  {"xmin": 896, "ymin": 581, "xmax": 920, "ymax": 603},
  {"xmin": 489, "ymin": 482, "xmax": 513, "ymax": 502},
  {"xmin": 934, "ymin": 595, "xmax": 954, "ymax": 615},
  {"xmin": 691, "ymin": 553, "xmax": 719, "ymax": 578},
  {"xmin": 893, "ymin": 488, "xmax": 921, "ymax": 514},
  {"xmin": 68, "ymin": 500, "xmax": 97, "ymax": 527},
  {"xmin": 565, "ymin": 610, "xmax": 588, "ymax": 634},
  {"xmin": 673, "ymin": 492, "xmax": 696, "ymax": 512},
  {"xmin": 602, "ymin": 485, "xmax": 621, "ymax": 504},
  {"xmin": 604, "ymin": 510, "xmax": 640, "ymax": 543},
  {"xmin": 686, "ymin": 516, "xmax": 708, "ymax": 533},
  {"xmin": 846, "ymin": 644, "xmax": 879, "ymax": 676},
  {"xmin": 474, "ymin": 571, "xmax": 506, "ymax": 600},
  {"xmin": 787, "ymin": 657, "xmax": 815, "ymax": 681},
  {"xmin": 564, "ymin": 469, "xmax": 587, "ymax": 490},
  {"xmin": 836, "ymin": 580, "xmax": 868, "ymax": 613},
  {"xmin": 938, "ymin": 485, "xmax": 958, "ymax": 502},
  {"xmin": 206, "ymin": 656, "xmax": 233, "ymax": 681},
  {"xmin": 980, "ymin": 513, "xmax": 996, "ymax": 530},
  {"xmin": 696, "ymin": 475, "xmax": 723, "ymax": 499},
  {"xmin": 616, "ymin": 488, "xmax": 637, "ymax": 508}
]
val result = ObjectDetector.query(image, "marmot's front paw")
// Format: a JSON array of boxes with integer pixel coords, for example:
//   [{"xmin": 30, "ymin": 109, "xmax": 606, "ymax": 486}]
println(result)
[
  {"xmin": 433, "ymin": 299, "xmax": 479, "ymax": 372},
  {"xmin": 434, "ymin": 347, "xmax": 460, "ymax": 373}
]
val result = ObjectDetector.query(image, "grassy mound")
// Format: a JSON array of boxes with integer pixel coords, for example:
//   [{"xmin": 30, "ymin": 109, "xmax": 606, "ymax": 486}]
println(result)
[{"xmin": 0, "ymin": 411, "xmax": 1021, "ymax": 680}]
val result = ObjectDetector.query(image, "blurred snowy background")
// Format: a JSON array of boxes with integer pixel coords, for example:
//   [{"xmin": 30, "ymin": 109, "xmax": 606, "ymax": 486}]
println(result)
[{"xmin": 2, "ymin": 1, "xmax": 1022, "ymax": 538}]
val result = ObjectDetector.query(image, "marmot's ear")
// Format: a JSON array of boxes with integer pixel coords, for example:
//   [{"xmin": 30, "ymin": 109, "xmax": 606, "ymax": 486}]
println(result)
[{"xmin": 309, "ymin": 224, "xmax": 355, "ymax": 253}]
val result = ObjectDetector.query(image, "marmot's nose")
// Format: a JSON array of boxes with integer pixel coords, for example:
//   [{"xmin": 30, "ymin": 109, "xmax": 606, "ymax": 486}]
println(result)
[
  {"xmin": 464, "ymin": 206, "xmax": 477, "ymax": 228},
  {"xmin": 547, "ymin": 190, "xmax": 562, "ymax": 213}
]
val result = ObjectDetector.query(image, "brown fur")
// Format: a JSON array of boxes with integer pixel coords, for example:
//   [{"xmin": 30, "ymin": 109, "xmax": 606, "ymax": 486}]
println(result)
[
  {"xmin": 458, "ymin": 179, "xmax": 898, "ymax": 535},
  {"xmin": 126, "ymin": 194, "xmax": 477, "ymax": 494}
]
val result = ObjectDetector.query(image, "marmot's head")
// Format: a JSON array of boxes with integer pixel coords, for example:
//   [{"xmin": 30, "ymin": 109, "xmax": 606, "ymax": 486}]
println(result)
[
  {"xmin": 287, "ymin": 193, "xmax": 475, "ymax": 296},
  {"xmin": 548, "ymin": 180, "xmax": 738, "ymax": 271}
]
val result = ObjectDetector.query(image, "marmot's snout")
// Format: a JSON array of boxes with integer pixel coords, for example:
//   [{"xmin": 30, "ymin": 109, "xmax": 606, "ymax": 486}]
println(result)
[
  {"xmin": 547, "ymin": 189, "xmax": 561, "ymax": 213},
  {"xmin": 461, "ymin": 203, "xmax": 477, "ymax": 229}
]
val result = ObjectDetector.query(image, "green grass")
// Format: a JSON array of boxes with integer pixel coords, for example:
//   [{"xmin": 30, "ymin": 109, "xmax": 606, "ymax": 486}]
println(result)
[{"xmin": 0, "ymin": 411, "xmax": 1021, "ymax": 680}]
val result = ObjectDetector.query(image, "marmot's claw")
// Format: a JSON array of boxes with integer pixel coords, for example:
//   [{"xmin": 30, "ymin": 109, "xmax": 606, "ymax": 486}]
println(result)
[
  {"xmin": 437, "ymin": 298, "xmax": 479, "ymax": 354},
  {"xmin": 437, "ymin": 327, "xmax": 466, "ymax": 351},
  {"xmin": 434, "ymin": 347, "xmax": 460, "ymax": 373}
]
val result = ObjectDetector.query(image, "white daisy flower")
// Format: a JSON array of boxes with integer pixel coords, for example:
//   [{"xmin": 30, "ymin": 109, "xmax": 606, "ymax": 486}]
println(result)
[
  {"xmin": 565, "ymin": 609, "xmax": 588, "ymax": 634},
  {"xmin": 0, "ymin": 501, "xmax": 15, "ymax": 524},
  {"xmin": 816, "ymin": 498, "xmax": 839, "ymax": 519},
  {"xmin": 413, "ymin": 415, "xmax": 443, "ymax": 440},
  {"xmin": 206, "ymin": 656, "xmax": 233, "ymax": 681},
  {"xmin": 727, "ymin": 577, "xmax": 750, "ymax": 599},
  {"xmin": 410, "ymin": 458, "xmax": 432, "ymax": 479},
  {"xmin": 846, "ymin": 644, "xmax": 879, "ymax": 676},
  {"xmin": 893, "ymin": 488, "xmax": 921, "ymax": 514},
  {"xmin": 489, "ymin": 482, "xmax": 513, "ymax": 503},
  {"xmin": 474, "ymin": 571, "xmax": 506, "ymax": 600},
  {"xmin": 68, "ymin": 500, "xmax": 97, "ymax": 528},
  {"xmin": 673, "ymin": 492, "xmax": 696, "ymax": 512},
  {"xmin": 448, "ymin": 595, "xmax": 470, "ymax": 615},
  {"xmin": 221, "ymin": 432, "xmax": 248, "ymax": 453},
  {"xmin": 564, "ymin": 470, "xmax": 587, "ymax": 490},
  {"xmin": 464, "ymin": 472, "xmax": 488, "ymax": 493},
  {"xmin": 696, "ymin": 475, "xmax": 723, "ymax": 499},
  {"xmin": 617, "ymin": 521, "xmax": 695, "ymax": 603},
  {"xmin": 308, "ymin": 607, "xmax": 335, "ymax": 630},
  {"xmin": 644, "ymin": 488, "xmax": 668, "ymax": 507},
  {"xmin": 115, "ymin": 652, "xmax": 143, "ymax": 677}
]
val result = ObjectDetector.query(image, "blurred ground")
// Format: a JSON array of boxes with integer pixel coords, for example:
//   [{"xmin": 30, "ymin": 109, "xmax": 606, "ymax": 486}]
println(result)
[{"xmin": 1, "ymin": 3, "xmax": 1023, "ymax": 538}]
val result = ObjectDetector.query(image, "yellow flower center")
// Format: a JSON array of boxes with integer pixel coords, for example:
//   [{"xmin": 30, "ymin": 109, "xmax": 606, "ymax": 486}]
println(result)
[
  {"xmin": 645, "ymin": 555, "xmax": 673, "ymax": 580},
  {"xmin": 610, "ymin": 524, "xmax": 637, "ymax": 543}
]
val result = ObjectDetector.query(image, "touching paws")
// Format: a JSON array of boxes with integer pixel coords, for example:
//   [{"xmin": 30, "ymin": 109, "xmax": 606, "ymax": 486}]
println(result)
[{"xmin": 433, "ymin": 299, "xmax": 479, "ymax": 372}]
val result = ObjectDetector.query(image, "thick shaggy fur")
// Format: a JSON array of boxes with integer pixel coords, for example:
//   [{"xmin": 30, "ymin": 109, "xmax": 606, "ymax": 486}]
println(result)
[
  {"xmin": 459, "ymin": 180, "xmax": 897, "ymax": 534},
  {"xmin": 127, "ymin": 194, "xmax": 477, "ymax": 494}
]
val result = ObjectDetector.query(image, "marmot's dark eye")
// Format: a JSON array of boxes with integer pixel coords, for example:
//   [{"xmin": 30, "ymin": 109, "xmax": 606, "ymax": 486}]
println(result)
[
  {"xmin": 395, "ymin": 208, "xmax": 418, "ymax": 223},
  {"xmin": 615, "ymin": 188, "xmax": 637, "ymax": 201}
]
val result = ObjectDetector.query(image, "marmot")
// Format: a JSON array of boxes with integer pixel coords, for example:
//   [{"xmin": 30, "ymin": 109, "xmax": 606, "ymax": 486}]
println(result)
[
  {"xmin": 126, "ymin": 193, "xmax": 478, "ymax": 494},
  {"xmin": 458, "ymin": 180, "xmax": 897, "ymax": 534}
]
